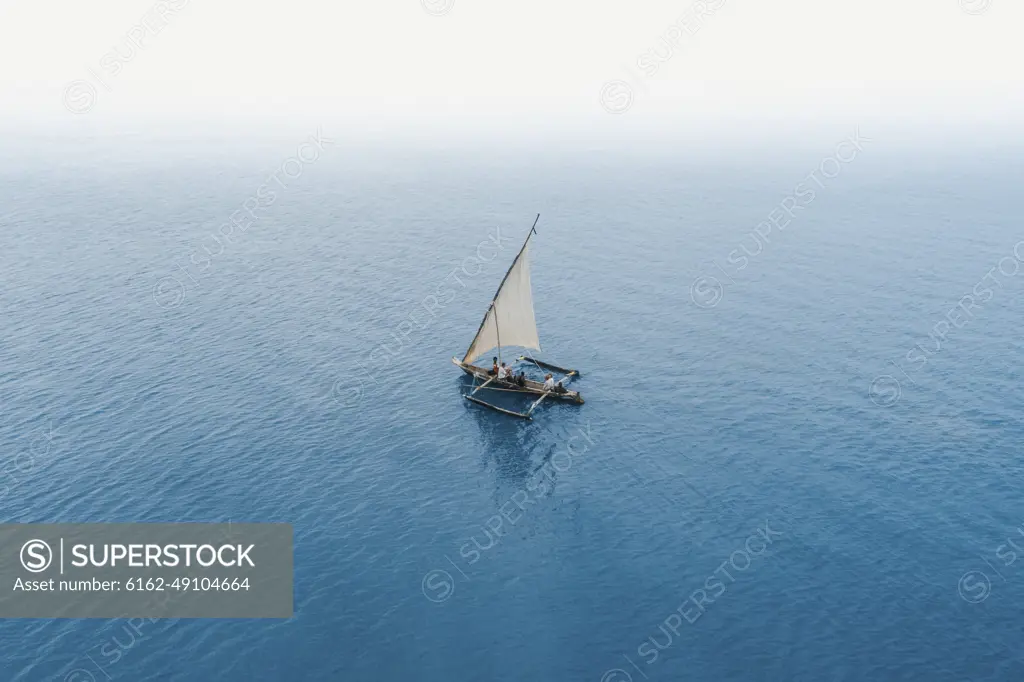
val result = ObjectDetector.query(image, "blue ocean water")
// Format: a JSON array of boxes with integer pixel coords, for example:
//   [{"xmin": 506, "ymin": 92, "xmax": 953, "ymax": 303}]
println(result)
[{"xmin": 2, "ymin": 133, "xmax": 1023, "ymax": 681}]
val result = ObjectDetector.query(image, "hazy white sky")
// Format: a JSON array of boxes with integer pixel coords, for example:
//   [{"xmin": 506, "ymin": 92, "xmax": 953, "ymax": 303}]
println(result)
[{"xmin": 1, "ymin": 0, "xmax": 1020, "ymax": 139}]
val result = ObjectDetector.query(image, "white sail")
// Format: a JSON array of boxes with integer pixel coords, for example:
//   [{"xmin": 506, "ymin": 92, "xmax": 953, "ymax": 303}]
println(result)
[{"xmin": 464, "ymin": 242, "xmax": 541, "ymax": 363}]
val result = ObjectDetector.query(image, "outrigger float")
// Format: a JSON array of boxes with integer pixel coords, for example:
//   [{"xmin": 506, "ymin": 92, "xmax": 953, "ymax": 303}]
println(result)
[{"xmin": 452, "ymin": 214, "xmax": 584, "ymax": 420}]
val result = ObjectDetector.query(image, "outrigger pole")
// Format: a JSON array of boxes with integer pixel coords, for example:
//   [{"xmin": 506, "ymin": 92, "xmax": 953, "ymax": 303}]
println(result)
[
  {"xmin": 525, "ymin": 391, "xmax": 550, "ymax": 417},
  {"xmin": 471, "ymin": 376, "xmax": 496, "ymax": 396},
  {"xmin": 518, "ymin": 355, "xmax": 580, "ymax": 378},
  {"xmin": 465, "ymin": 395, "xmax": 533, "ymax": 420}
]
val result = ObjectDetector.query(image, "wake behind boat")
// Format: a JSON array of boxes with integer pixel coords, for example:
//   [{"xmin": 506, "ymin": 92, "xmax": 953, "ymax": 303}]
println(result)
[{"xmin": 452, "ymin": 214, "xmax": 584, "ymax": 420}]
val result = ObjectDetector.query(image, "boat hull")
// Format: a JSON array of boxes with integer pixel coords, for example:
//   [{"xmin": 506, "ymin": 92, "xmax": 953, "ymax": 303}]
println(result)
[{"xmin": 452, "ymin": 358, "xmax": 584, "ymax": 405}]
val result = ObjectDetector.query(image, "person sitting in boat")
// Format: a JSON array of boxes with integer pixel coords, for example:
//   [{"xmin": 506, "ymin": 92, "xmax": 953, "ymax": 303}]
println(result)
[
  {"xmin": 516, "ymin": 372, "xmax": 526, "ymax": 387},
  {"xmin": 543, "ymin": 373, "xmax": 567, "ymax": 394},
  {"xmin": 489, "ymin": 357, "xmax": 499, "ymax": 376},
  {"xmin": 497, "ymin": 362, "xmax": 510, "ymax": 381}
]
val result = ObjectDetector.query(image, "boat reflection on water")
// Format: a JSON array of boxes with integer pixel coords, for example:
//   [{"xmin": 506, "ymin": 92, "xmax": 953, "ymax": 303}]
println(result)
[
  {"xmin": 457, "ymin": 373, "xmax": 592, "ymax": 501},
  {"xmin": 457, "ymin": 373, "xmax": 548, "ymax": 485}
]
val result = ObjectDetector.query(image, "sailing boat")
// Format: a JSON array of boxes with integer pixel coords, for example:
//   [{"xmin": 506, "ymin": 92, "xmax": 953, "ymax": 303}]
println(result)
[{"xmin": 452, "ymin": 214, "xmax": 584, "ymax": 420}]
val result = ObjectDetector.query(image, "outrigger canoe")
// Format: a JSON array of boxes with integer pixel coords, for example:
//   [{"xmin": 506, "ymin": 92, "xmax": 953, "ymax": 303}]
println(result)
[{"xmin": 452, "ymin": 214, "xmax": 584, "ymax": 420}]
